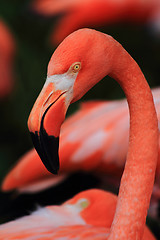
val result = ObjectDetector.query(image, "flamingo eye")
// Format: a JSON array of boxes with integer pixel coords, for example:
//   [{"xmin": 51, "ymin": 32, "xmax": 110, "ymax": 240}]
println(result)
[
  {"xmin": 71, "ymin": 62, "xmax": 81, "ymax": 73},
  {"xmin": 76, "ymin": 198, "xmax": 89, "ymax": 210}
]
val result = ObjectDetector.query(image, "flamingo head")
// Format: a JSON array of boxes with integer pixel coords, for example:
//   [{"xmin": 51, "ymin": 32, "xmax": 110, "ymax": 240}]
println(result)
[{"xmin": 28, "ymin": 29, "xmax": 114, "ymax": 174}]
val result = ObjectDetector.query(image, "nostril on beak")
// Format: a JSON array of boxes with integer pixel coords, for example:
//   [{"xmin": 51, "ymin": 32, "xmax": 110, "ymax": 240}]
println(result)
[{"xmin": 43, "ymin": 91, "xmax": 53, "ymax": 108}]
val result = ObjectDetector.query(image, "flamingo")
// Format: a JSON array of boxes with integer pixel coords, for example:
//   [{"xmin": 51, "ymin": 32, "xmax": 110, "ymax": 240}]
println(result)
[
  {"xmin": 31, "ymin": 0, "xmax": 160, "ymax": 44},
  {"xmin": 0, "ymin": 189, "xmax": 155, "ymax": 239},
  {"xmin": 1, "ymin": 28, "xmax": 157, "ymax": 240},
  {"xmin": 26, "ymin": 28, "xmax": 159, "ymax": 239},
  {"xmin": 2, "ymin": 88, "xmax": 160, "ymax": 195},
  {"xmin": 0, "ymin": 20, "xmax": 15, "ymax": 98}
]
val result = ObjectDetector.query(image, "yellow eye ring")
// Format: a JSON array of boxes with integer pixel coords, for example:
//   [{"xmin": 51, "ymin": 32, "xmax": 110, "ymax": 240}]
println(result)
[
  {"xmin": 74, "ymin": 65, "xmax": 80, "ymax": 70},
  {"xmin": 71, "ymin": 62, "xmax": 81, "ymax": 73}
]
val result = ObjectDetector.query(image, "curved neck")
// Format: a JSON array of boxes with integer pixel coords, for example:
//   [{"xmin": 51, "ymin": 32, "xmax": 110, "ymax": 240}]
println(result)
[{"xmin": 108, "ymin": 44, "xmax": 158, "ymax": 239}]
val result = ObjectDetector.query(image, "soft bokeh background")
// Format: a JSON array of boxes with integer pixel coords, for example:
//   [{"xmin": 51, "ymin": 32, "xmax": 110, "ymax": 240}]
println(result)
[{"xmin": 0, "ymin": 0, "xmax": 159, "ymax": 237}]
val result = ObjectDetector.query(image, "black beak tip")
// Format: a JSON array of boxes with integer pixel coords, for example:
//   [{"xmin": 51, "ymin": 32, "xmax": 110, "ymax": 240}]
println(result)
[
  {"xmin": 29, "ymin": 100, "xmax": 61, "ymax": 175},
  {"xmin": 50, "ymin": 168, "xmax": 59, "ymax": 175},
  {"xmin": 30, "ymin": 131, "xmax": 60, "ymax": 175},
  {"xmin": 45, "ymin": 153, "xmax": 59, "ymax": 175}
]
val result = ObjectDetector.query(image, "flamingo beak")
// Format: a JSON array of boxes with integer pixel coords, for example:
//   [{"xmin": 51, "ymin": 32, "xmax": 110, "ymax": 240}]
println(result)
[{"xmin": 28, "ymin": 80, "xmax": 68, "ymax": 174}]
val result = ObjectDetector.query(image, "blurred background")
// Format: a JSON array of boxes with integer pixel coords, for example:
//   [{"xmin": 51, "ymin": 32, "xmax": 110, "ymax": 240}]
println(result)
[{"xmin": 0, "ymin": 0, "xmax": 159, "ymax": 238}]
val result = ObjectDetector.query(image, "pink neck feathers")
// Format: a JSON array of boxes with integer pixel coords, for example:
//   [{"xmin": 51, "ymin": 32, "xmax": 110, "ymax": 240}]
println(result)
[{"xmin": 108, "ymin": 42, "xmax": 159, "ymax": 239}]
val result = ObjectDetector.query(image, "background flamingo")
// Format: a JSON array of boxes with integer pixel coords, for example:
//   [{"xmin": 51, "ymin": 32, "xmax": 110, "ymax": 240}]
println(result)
[
  {"xmin": 2, "ymin": 88, "xmax": 160, "ymax": 189},
  {"xmin": 0, "ymin": 20, "xmax": 15, "ymax": 98},
  {"xmin": 0, "ymin": 29, "xmax": 158, "ymax": 239},
  {"xmin": 0, "ymin": 189, "xmax": 155, "ymax": 239},
  {"xmin": 31, "ymin": 0, "xmax": 160, "ymax": 44}
]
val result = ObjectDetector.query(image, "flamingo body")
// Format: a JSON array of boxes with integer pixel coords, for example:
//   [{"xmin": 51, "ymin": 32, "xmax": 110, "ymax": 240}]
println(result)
[
  {"xmin": 2, "ymin": 88, "xmax": 160, "ymax": 193},
  {"xmin": 31, "ymin": 0, "xmax": 160, "ymax": 44}
]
